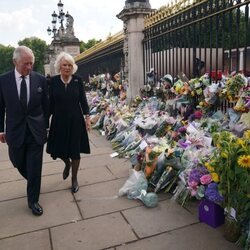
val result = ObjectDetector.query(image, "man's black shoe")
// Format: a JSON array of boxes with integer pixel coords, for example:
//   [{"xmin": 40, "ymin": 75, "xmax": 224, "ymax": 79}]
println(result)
[{"xmin": 28, "ymin": 203, "xmax": 43, "ymax": 216}]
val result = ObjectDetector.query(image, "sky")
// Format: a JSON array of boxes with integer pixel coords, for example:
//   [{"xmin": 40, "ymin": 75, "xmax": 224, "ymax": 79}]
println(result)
[{"xmin": 0, "ymin": 0, "xmax": 170, "ymax": 47}]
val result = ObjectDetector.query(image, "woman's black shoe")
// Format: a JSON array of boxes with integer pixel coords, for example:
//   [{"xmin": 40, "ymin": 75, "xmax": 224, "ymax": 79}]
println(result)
[
  {"xmin": 71, "ymin": 178, "xmax": 79, "ymax": 193},
  {"xmin": 63, "ymin": 164, "xmax": 71, "ymax": 180}
]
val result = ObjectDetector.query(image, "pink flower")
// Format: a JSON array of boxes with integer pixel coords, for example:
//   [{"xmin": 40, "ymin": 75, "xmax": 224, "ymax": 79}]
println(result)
[
  {"xmin": 200, "ymin": 174, "xmax": 212, "ymax": 185},
  {"xmin": 194, "ymin": 111, "xmax": 202, "ymax": 119},
  {"xmin": 188, "ymin": 181, "xmax": 198, "ymax": 188},
  {"xmin": 190, "ymin": 189, "xmax": 197, "ymax": 196},
  {"xmin": 187, "ymin": 186, "xmax": 198, "ymax": 197}
]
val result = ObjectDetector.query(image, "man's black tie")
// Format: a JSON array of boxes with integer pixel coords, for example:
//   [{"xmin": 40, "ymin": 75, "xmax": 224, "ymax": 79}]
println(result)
[{"xmin": 20, "ymin": 75, "xmax": 27, "ymax": 109}]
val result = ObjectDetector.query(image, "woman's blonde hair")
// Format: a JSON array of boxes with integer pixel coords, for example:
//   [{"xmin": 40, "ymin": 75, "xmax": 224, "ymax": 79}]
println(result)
[{"xmin": 54, "ymin": 52, "xmax": 78, "ymax": 74}]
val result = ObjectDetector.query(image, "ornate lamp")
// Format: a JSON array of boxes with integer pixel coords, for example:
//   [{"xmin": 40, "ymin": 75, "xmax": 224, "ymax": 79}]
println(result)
[{"xmin": 47, "ymin": 0, "xmax": 69, "ymax": 39}]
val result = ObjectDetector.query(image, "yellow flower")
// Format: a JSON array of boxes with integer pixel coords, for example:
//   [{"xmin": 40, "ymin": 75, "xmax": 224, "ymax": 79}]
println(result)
[
  {"xmin": 236, "ymin": 138, "xmax": 245, "ymax": 147},
  {"xmin": 237, "ymin": 155, "xmax": 250, "ymax": 169},
  {"xmin": 211, "ymin": 172, "xmax": 220, "ymax": 183},
  {"xmin": 221, "ymin": 152, "xmax": 228, "ymax": 158},
  {"xmin": 243, "ymin": 130, "xmax": 250, "ymax": 140},
  {"xmin": 205, "ymin": 162, "xmax": 215, "ymax": 172}
]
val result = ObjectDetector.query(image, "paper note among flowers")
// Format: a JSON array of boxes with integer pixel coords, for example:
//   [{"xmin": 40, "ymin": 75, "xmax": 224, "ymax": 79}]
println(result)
[
  {"xmin": 139, "ymin": 140, "xmax": 148, "ymax": 150},
  {"xmin": 186, "ymin": 123, "xmax": 199, "ymax": 134},
  {"xmin": 110, "ymin": 152, "xmax": 119, "ymax": 158}
]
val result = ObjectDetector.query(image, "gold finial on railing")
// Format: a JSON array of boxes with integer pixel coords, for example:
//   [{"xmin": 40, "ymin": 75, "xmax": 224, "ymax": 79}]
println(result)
[
  {"xmin": 74, "ymin": 31, "xmax": 124, "ymax": 62},
  {"xmin": 144, "ymin": 0, "xmax": 200, "ymax": 27}
]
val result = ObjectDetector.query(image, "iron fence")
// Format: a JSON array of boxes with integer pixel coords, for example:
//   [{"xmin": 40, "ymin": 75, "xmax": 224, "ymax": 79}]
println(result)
[{"xmin": 143, "ymin": 0, "xmax": 250, "ymax": 82}]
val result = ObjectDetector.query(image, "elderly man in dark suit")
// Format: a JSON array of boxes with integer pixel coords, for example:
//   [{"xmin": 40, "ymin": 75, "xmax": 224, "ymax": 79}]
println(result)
[{"xmin": 0, "ymin": 46, "xmax": 49, "ymax": 216}]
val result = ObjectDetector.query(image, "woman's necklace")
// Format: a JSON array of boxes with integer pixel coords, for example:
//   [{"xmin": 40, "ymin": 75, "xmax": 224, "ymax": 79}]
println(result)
[{"xmin": 61, "ymin": 76, "xmax": 72, "ymax": 88}]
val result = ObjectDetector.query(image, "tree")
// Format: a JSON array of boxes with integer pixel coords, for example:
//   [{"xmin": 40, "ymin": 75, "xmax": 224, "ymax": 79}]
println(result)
[
  {"xmin": 0, "ymin": 45, "xmax": 15, "ymax": 74},
  {"xmin": 18, "ymin": 37, "xmax": 48, "ymax": 74},
  {"xmin": 80, "ymin": 38, "xmax": 101, "ymax": 53}
]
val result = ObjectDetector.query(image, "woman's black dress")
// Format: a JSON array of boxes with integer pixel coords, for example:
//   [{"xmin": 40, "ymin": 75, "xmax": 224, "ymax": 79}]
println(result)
[{"xmin": 46, "ymin": 75, "xmax": 90, "ymax": 160}]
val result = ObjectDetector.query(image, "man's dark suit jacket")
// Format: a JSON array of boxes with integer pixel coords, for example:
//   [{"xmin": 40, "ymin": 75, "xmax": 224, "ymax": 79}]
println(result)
[{"xmin": 0, "ymin": 71, "xmax": 49, "ymax": 148}]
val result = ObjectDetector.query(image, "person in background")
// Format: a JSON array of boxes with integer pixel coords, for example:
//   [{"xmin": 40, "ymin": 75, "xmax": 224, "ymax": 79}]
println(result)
[
  {"xmin": 46, "ymin": 52, "xmax": 91, "ymax": 193},
  {"xmin": 0, "ymin": 45, "xmax": 49, "ymax": 216}
]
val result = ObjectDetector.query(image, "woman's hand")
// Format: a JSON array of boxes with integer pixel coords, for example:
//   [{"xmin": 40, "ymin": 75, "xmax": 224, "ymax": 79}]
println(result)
[
  {"xmin": 85, "ymin": 116, "xmax": 91, "ymax": 131},
  {"xmin": 0, "ymin": 133, "xmax": 6, "ymax": 143}
]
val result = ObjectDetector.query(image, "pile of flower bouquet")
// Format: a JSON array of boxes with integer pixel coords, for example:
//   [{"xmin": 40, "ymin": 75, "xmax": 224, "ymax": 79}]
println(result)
[{"xmin": 86, "ymin": 71, "xmax": 250, "ymax": 248}]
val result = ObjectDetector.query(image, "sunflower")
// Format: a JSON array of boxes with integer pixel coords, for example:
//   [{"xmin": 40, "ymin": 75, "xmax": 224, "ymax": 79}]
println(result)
[{"xmin": 237, "ymin": 155, "xmax": 250, "ymax": 169}]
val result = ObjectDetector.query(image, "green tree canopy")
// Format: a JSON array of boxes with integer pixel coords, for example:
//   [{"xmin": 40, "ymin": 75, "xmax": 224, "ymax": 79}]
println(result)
[
  {"xmin": 80, "ymin": 38, "xmax": 101, "ymax": 53},
  {"xmin": 18, "ymin": 37, "xmax": 48, "ymax": 74},
  {"xmin": 0, "ymin": 45, "xmax": 15, "ymax": 74}
]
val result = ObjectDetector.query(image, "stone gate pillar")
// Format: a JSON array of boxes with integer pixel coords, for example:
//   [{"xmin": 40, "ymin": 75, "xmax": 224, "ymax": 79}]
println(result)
[{"xmin": 117, "ymin": 0, "xmax": 152, "ymax": 101}]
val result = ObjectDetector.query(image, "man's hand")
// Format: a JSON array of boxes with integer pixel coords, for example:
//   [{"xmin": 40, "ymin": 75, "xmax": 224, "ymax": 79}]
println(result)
[{"xmin": 0, "ymin": 133, "xmax": 6, "ymax": 143}]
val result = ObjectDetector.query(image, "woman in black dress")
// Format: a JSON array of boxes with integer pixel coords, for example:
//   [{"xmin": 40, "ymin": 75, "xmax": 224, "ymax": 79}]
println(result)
[{"xmin": 46, "ymin": 52, "xmax": 90, "ymax": 193}]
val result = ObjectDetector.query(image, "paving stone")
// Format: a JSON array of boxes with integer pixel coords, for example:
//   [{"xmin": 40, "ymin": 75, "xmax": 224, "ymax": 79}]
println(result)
[
  {"xmin": 89, "ymin": 132, "xmax": 112, "ymax": 148},
  {"xmin": 122, "ymin": 199, "xmax": 199, "ymax": 238},
  {"xmin": 40, "ymin": 173, "xmax": 70, "ymax": 193},
  {"xmin": 77, "ymin": 165, "xmax": 116, "ymax": 185},
  {"xmin": 107, "ymin": 160, "xmax": 131, "ymax": 178},
  {"xmin": 0, "ymin": 179, "xmax": 26, "ymax": 201},
  {"xmin": 79, "ymin": 153, "xmax": 128, "ymax": 169},
  {"xmin": 51, "ymin": 213, "xmax": 137, "ymax": 250},
  {"xmin": 116, "ymin": 223, "xmax": 240, "ymax": 250},
  {"xmin": 0, "ymin": 167, "xmax": 23, "ymax": 184},
  {"xmin": 89, "ymin": 146, "xmax": 114, "ymax": 155},
  {"xmin": 42, "ymin": 161, "xmax": 64, "ymax": 176},
  {"xmin": 0, "ymin": 144, "xmax": 9, "ymax": 162},
  {"xmin": 0, "ymin": 191, "xmax": 81, "ymax": 239},
  {"xmin": 0, "ymin": 160, "xmax": 13, "ymax": 170},
  {"xmin": 0, "ymin": 230, "xmax": 51, "ymax": 250},
  {"xmin": 75, "ymin": 178, "xmax": 141, "ymax": 219},
  {"xmin": 0, "ymin": 130, "xmax": 242, "ymax": 249},
  {"xmin": 41, "ymin": 165, "xmax": 116, "ymax": 193}
]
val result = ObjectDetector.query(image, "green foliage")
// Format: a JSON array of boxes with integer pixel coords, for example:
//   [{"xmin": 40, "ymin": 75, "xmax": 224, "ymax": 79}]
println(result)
[
  {"xmin": 210, "ymin": 131, "xmax": 250, "ymax": 224},
  {"xmin": 80, "ymin": 38, "xmax": 102, "ymax": 53},
  {"xmin": 18, "ymin": 37, "xmax": 48, "ymax": 74},
  {"xmin": 0, "ymin": 37, "xmax": 48, "ymax": 75},
  {"xmin": 0, "ymin": 45, "xmax": 15, "ymax": 74}
]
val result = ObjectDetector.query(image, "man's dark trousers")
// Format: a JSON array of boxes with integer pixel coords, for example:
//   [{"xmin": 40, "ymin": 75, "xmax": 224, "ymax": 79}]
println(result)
[{"xmin": 8, "ymin": 125, "xmax": 43, "ymax": 205}]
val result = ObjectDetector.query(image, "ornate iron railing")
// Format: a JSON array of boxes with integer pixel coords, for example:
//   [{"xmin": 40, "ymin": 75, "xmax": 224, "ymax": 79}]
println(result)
[
  {"xmin": 75, "ymin": 31, "xmax": 124, "ymax": 82},
  {"xmin": 143, "ymin": 0, "xmax": 250, "ymax": 82}
]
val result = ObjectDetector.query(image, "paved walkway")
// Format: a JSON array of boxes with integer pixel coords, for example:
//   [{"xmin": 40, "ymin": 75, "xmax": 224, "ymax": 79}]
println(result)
[{"xmin": 0, "ymin": 130, "xmax": 239, "ymax": 250}]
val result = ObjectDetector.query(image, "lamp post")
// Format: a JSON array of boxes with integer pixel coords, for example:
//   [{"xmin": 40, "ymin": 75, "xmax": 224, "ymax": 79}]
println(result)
[
  {"xmin": 47, "ymin": 0, "xmax": 70, "ymax": 39},
  {"xmin": 44, "ymin": 0, "xmax": 80, "ymax": 76}
]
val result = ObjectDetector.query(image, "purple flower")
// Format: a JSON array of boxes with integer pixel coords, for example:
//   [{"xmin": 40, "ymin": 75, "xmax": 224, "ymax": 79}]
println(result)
[
  {"xmin": 207, "ymin": 182, "xmax": 217, "ymax": 189},
  {"xmin": 205, "ymin": 183, "xmax": 224, "ymax": 203},
  {"xmin": 188, "ymin": 166, "xmax": 209, "ymax": 183},
  {"xmin": 188, "ymin": 169, "xmax": 200, "ymax": 183},
  {"xmin": 178, "ymin": 139, "xmax": 190, "ymax": 149},
  {"xmin": 178, "ymin": 127, "xmax": 187, "ymax": 133}
]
